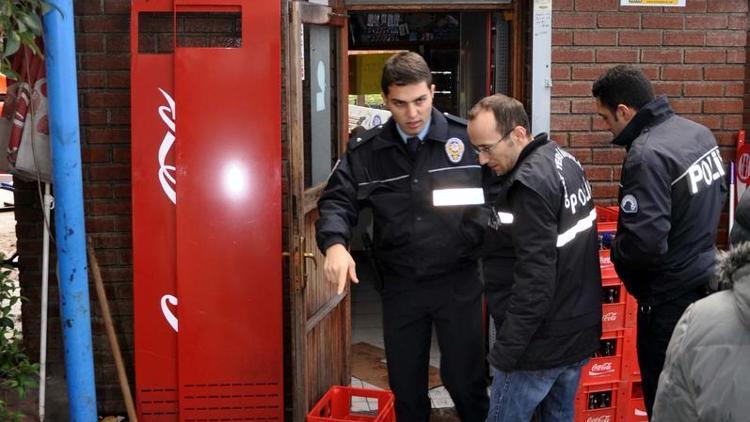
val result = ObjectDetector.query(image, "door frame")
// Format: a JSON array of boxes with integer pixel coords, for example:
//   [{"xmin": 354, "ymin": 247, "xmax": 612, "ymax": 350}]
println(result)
[{"xmin": 285, "ymin": 2, "xmax": 350, "ymax": 420}]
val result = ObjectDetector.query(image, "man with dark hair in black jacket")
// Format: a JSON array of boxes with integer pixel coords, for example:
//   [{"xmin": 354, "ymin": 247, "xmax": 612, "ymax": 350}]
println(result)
[
  {"xmin": 467, "ymin": 94, "xmax": 602, "ymax": 422},
  {"xmin": 592, "ymin": 65, "xmax": 726, "ymax": 419}
]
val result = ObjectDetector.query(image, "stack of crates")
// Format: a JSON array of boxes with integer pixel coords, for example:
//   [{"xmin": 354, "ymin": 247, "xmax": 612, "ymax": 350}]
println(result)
[{"xmin": 574, "ymin": 206, "xmax": 648, "ymax": 422}]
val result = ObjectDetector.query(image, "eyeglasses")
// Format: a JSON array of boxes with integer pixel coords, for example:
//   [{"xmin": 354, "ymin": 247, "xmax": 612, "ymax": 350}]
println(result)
[{"xmin": 472, "ymin": 127, "xmax": 515, "ymax": 155}]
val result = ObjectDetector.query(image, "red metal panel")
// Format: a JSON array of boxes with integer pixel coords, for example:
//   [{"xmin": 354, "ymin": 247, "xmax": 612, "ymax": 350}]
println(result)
[
  {"xmin": 174, "ymin": 1, "xmax": 283, "ymax": 420},
  {"xmin": 131, "ymin": 1, "xmax": 179, "ymax": 420}
]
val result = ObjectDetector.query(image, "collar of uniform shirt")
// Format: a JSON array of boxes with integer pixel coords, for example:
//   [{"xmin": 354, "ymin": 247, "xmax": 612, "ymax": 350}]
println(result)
[{"xmin": 396, "ymin": 114, "xmax": 432, "ymax": 143}]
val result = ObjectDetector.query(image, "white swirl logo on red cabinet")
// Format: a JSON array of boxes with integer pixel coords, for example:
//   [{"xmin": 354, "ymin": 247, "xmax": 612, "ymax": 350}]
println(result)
[
  {"xmin": 160, "ymin": 294, "xmax": 178, "ymax": 332},
  {"xmin": 602, "ymin": 312, "xmax": 618, "ymax": 322},
  {"xmin": 157, "ymin": 88, "xmax": 176, "ymax": 204}
]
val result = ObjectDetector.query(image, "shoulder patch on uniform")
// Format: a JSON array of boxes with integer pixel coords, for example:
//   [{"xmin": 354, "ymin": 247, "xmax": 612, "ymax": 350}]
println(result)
[
  {"xmin": 620, "ymin": 194, "xmax": 638, "ymax": 214},
  {"xmin": 443, "ymin": 112, "xmax": 468, "ymax": 126},
  {"xmin": 348, "ymin": 125, "xmax": 382, "ymax": 150}
]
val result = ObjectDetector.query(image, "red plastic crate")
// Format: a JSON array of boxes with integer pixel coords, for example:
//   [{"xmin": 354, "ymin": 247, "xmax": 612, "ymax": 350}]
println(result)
[
  {"xmin": 596, "ymin": 205, "xmax": 619, "ymax": 234},
  {"xmin": 601, "ymin": 271, "xmax": 627, "ymax": 332},
  {"xmin": 625, "ymin": 293, "xmax": 637, "ymax": 329},
  {"xmin": 575, "ymin": 381, "xmax": 619, "ymax": 422},
  {"xmin": 621, "ymin": 328, "xmax": 640, "ymax": 381},
  {"xmin": 307, "ymin": 386, "xmax": 395, "ymax": 422},
  {"xmin": 618, "ymin": 380, "xmax": 648, "ymax": 421},
  {"xmin": 581, "ymin": 330, "xmax": 625, "ymax": 384}
]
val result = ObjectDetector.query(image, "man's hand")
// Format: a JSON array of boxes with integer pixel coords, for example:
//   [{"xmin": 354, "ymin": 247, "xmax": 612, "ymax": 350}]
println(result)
[{"xmin": 324, "ymin": 244, "xmax": 359, "ymax": 294}]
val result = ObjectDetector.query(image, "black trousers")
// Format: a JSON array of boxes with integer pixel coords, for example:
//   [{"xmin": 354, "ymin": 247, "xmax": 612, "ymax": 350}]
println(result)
[
  {"xmin": 380, "ymin": 267, "xmax": 489, "ymax": 422},
  {"xmin": 636, "ymin": 285, "xmax": 707, "ymax": 420}
]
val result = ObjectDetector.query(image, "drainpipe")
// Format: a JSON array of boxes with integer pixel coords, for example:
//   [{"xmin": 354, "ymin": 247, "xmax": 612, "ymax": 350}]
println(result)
[{"xmin": 42, "ymin": 2, "xmax": 97, "ymax": 420}]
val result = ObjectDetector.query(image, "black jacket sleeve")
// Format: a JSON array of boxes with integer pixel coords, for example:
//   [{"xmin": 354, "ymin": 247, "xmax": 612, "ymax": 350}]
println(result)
[
  {"xmin": 315, "ymin": 155, "xmax": 360, "ymax": 254},
  {"xmin": 492, "ymin": 184, "xmax": 558, "ymax": 370},
  {"xmin": 611, "ymin": 151, "xmax": 672, "ymax": 274}
]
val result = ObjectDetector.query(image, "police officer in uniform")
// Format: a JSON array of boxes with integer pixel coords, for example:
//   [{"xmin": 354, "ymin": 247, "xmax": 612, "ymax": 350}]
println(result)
[
  {"xmin": 592, "ymin": 65, "xmax": 726, "ymax": 418},
  {"xmin": 315, "ymin": 52, "xmax": 488, "ymax": 422},
  {"xmin": 466, "ymin": 94, "xmax": 602, "ymax": 421}
]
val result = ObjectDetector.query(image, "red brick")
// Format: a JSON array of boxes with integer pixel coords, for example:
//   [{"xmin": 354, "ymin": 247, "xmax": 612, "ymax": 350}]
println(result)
[
  {"xmin": 80, "ymin": 110, "xmax": 108, "ymax": 126},
  {"xmin": 87, "ymin": 216, "xmax": 116, "ymax": 233},
  {"xmin": 706, "ymin": 0, "xmax": 748, "ymax": 12},
  {"xmin": 727, "ymin": 48, "xmax": 746, "ymax": 64},
  {"xmin": 684, "ymin": 49, "xmax": 726, "ymax": 63},
  {"xmin": 619, "ymin": 31, "xmax": 662, "ymax": 46},
  {"xmin": 108, "ymin": 71, "xmax": 130, "ymax": 89},
  {"xmin": 669, "ymin": 98, "xmax": 703, "ymax": 114},
  {"xmin": 584, "ymin": 165, "xmax": 614, "ymax": 181},
  {"xmin": 89, "ymin": 164, "xmax": 131, "ymax": 181},
  {"xmin": 725, "ymin": 82, "xmax": 744, "ymax": 97},
  {"xmin": 641, "ymin": 49, "xmax": 682, "ymax": 64},
  {"xmin": 572, "ymin": 65, "xmax": 611, "ymax": 81},
  {"xmin": 705, "ymin": 66, "xmax": 745, "ymax": 80},
  {"xmin": 684, "ymin": 114, "xmax": 722, "ymax": 130},
  {"xmin": 652, "ymin": 82, "xmax": 683, "ymax": 96},
  {"xmin": 574, "ymin": 31, "xmax": 617, "ymax": 45},
  {"xmin": 79, "ymin": 16, "xmax": 129, "ymax": 33},
  {"xmin": 596, "ymin": 48, "xmax": 638, "ymax": 63},
  {"xmin": 706, "ymin": 32, "xmax": 746, "ymax": 47},
  {"xmin": 113, "ymin": 148, "xmax": 131, "ymax": 163},
  {"xmin": 84, "ymin": 92, "xmax": 129, "ymax": 108},
  {"xmin": 85, "ymin": 184, "xmax": 115, "ymax": 199},
  {"xmin": 90, "ymin": 233, "xmax": 132, "ymax": 249},
  {"xmin": 704, "ymin": 99, "xmax": 744, "ymax": 114},
  {"xmin": 554, "ymin": 0, "xmax": 574, "ymax": 10},
  {"xmin": 552, "ymin": 47, "xmax": 595, "ymax": 63},
  {"xmin": 715, "ymin": 131, "xmax": 738, "ymax": 146},
  {"xmin": 78, "ymin": 71, "xmax": 107, "ymax": 89},
  {"xmin": 82, "ymin": 146, "xmax": 112, "ymax": 163},
  {"xmin": 75, "ymin": 1, "xmax": 104, "ymax": 14},
  {"xmin": 85, "ymin": 127, "xmax": 131, "ymax": 144},
  {"xmin": 723, "ymin": 115, "xmax": 743, "ymax": 130},
  {"xmin": 642, "ymin": 15, "xmax": 684, "ymax": 29},
  {"xmin": 77, "ymin": 34, "xmax": 105, "ymax": 53},
  {"xmin": 88, "ymin": 200, "xmax": 132, "ymax": 216},
  {"xmin": 568, "ymin": 148, "xmax": 593, "ymax": 163},
  {"xmin": 553, "ymin": 31, "xmax": 573, "ymax": 46},
  {"xmin": 727, "ymin": 15, "xmax": 747, "ymax": 30},
  {"xmin": 552, "ymin": 81, "xmax": 594, "ymax": 97},
  {"xmin": 554, "ymin": 13, "xmax": 597, "ymax": 29},
  {"xmin": 103, "ymin": 0, "xmax": 130, "ymax": 14},
  {"xmin": 661, "ymin": 66, "xmax": 703, "ymax": 81},
  {"xmin": 570, "ymin": 132, "xmax": 611, "ymax": 147},
  {"xmin": 684, "ymin": 82, "xmax": 724, "ymax": 97},
  {"xmin": 551, "ymin": 115, "xmax": 591, "ymax": 131},
  {"xmin": 552, "ymin": 65, "xmax": 571, "ymax": 80},
  {"xmin": 663, "ymin": 31, "xmax": 705, "ymax": 46},
  {"xmin": 106, "ymin": 35, "xmax": 130, "ymax": 53},
  {"xmin": 80, "ymin": 54, "xmax": 129, "ymax": 71},
  {"xmin": 597, "ymin": 14, "xmax": 639, "ymax": 28},
  {"xmin": 571, "ymin": 99, "xmax": 597, "ymax": 114},
  {"xmin": 109, "ymin": 110, "xmax": 131, "ymax": 125},
  {"xmin": 685, "ymin": 15, "xmax": 727, "ymax": 30},
  {"xmin": 575, "ymin": 0, "xmax": 619, "ymax": 11},
  {"xmin": 592, "ymin": 118, "xmax": 612, "ymax": 131},
  {"xmin": 551, "ymin": 133, "xmax": 570, "ymax": 147},
  {"xmin": 591, "ymin": 183, "xmax": 619, "ymax": 198},
  {"xmin": 551, "ymin": 99, "xmax": 571, "ymax": 113}
]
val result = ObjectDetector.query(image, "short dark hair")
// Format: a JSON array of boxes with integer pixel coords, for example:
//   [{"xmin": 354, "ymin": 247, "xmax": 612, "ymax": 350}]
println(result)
[
  {"xmin": 592, "ymin": 65, "xmax": 655, "ymax": 112},
  {"xmin": 468, "ymin": 94, "xmax": 530, "ymax": 135},
  {"xmin": 381, "ymin": 51, "xmax": 432, "ymax": 95}
]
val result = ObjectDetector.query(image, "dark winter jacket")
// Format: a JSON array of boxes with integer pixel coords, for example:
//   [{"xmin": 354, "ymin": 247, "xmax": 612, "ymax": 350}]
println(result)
[
  {"xmin": 610, "ymin": 96, "xmax": 725, "ymax": 305},
  {"xmin": 652, "ymin": 243, "xmax": 750, "ymax": 422},
  {"xmin": 483, "ymin": 134, "xmax": 602, "ymax": 371}
]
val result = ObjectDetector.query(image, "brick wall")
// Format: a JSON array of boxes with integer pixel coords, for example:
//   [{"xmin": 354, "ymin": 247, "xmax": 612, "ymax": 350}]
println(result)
[{"xmin": 551, "ymin": 0, "xmax": 748, "ymax": 243}]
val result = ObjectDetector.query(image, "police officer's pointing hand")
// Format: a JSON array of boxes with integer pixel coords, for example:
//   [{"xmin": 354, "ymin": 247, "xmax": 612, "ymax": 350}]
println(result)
[{"xmin": 324, "ymin": 244, "xmax": 359, "ymax": 294}]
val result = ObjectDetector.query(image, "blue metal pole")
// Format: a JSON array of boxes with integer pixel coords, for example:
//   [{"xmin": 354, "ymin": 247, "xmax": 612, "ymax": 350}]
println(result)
[{"xmin": 42, "ymin": 1, "xmax": 97, "ymax": 420}]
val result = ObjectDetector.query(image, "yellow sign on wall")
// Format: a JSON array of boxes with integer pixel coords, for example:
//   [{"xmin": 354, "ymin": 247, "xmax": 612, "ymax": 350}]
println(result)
[{"xmin": 349, "ymin": 51, "xmax": 405, "ymax": 95}]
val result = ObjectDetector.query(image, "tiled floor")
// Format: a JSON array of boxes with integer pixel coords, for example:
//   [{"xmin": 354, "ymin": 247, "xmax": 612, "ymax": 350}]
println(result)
[{"xmin": 350, "ymin": 254, "xmax": 455, "ymax": 411}]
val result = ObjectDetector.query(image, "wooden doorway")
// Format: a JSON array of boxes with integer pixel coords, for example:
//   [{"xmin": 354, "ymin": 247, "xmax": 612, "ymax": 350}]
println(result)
[{"xmin": 286, "ymin": 2, "xmax": 351, "ymax": 421}]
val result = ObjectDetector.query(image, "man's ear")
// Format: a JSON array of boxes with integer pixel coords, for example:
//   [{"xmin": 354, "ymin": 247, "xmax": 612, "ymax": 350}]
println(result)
[{"xmin": 617, "ymin": 104, "xmax": 636, "ymax": 122}]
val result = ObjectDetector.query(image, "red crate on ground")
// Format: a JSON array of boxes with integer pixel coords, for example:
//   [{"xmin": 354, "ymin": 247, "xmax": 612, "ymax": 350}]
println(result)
[
  {"xmin": 596, "ymin": 205, "xmax": 619, "ymax": 234},
  {"xmin": 601, "ymin": 269, "xmax": 627, "ymax": 331},
  {"xmin": 618, "ymin": 380, "xmax": 648, "ymax": 422},
  {"xmin": 621, "ymin": 328, "xmax": 640, "ymax": 381},
  {"xmin": 581, "ymin": 330, "xmax": 626, "ymax": 384},
  {"xmin": 575, "ymin": 382, "xmax": 619, "ymax": 422},
  {"xmin": 307, "ymin": 386, "xmax": 395, "ymax": 422},
  {"xmin": 599, "ymin": 248, "xmax": 612, "ymax": 268},
  {"xmin": 625, "ymin": 292, "xmax": 637, "ymax": 328}
]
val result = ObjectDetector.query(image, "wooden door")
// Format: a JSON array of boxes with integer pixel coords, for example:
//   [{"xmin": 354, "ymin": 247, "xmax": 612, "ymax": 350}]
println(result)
[{"xmin": 286, "ymin": 2, "xmax": 351, "ymax": 421}]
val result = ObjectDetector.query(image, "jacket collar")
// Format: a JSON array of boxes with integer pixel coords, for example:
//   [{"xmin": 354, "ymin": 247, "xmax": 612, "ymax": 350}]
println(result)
[
  {"xmin": 611, "ymin": 96, "xmax": 674, "ymax": 148},
  {"xmin": 511, "ymin": 132, "xmax": 550, "ymax": 172},
  {"xmin": 715, "ymin": 242, "xmax": 750, "ymax": 329},
  {"xmin": 372, "ymin": 108, "xmax": 447, "ymax": 151}
]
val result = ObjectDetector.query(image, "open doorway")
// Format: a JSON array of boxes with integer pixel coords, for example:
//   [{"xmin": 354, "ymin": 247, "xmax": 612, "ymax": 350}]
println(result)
[{"xmin": 344, "ymin": 4, "xmax": 524, "ymax": 415}]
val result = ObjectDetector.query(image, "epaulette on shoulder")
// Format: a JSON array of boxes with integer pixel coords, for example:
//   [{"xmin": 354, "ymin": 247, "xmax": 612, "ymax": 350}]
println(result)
[
  {"xmin": 443, "ymin": 112, "xmax": 468, "ymax": 126},
  {"xmin": 348, "ymin": 125, "xmax": 383, "ymax": 150}
]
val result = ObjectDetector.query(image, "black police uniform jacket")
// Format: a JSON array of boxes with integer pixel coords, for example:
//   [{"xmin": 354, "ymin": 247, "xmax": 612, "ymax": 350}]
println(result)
[
  {"xmin": 315, "ymin": 108, "xmax": 482, "ymax": 279},
  {"xmin": 610, "ymin": 96, "xmax": 726, "ymax": 304},
  {"xmin": 486, "ymin": 133, "xmax": 602, "ymax": 371}
]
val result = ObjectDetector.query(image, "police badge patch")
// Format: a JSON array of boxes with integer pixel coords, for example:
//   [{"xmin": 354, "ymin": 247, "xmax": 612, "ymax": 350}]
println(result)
[
  {"xmin": 445, "ymin": 138, "xmax": 465, "ymax": 163},
  {"xmin": 621, "ymin": 194, "xmax": 638, "ymax": 214}
]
